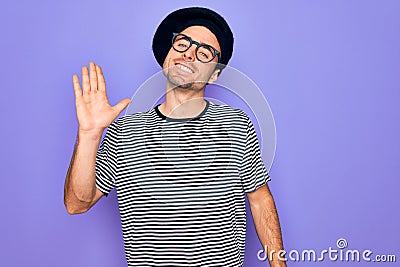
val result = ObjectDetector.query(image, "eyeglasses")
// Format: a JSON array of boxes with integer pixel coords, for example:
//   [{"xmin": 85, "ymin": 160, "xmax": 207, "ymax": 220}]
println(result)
[{"xmin": 172, "ymin": 32, "xmax": 220, "ymax": 63}]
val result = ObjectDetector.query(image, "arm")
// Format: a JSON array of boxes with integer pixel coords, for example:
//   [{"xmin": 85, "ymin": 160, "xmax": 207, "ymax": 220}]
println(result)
[
  {"xmin": 64, "ymin": 130, "xmax": 104, "ymax": 214},
  {"xmin": 64, "ymin": 62, "xmax": 130, "ymax": 214},
  {"xmin": 247, "ymin": 184, "xmax": 286, "ymax": 267}
]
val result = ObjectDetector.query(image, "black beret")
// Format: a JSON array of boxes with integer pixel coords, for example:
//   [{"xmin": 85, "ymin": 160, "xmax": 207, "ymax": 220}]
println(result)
[{"xmin": 152, "ymin": 7, "xmax": 234, "ymax": 71}]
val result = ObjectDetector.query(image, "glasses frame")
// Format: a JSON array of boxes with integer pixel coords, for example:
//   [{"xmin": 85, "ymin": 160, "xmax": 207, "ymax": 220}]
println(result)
[{"xmin": 171, "ymin": 32, "xmax": 221, "ymax": 63}]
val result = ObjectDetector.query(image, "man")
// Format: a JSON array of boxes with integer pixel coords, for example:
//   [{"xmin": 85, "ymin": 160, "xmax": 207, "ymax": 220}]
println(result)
[{"xmin": 64, "ymin": 7, "xmax": 286, "ymax": 267}]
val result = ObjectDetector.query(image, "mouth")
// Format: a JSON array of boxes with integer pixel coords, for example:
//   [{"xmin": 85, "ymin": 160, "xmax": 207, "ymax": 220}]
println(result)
[{"xmin": 175, "ymin": 63, "xmax": 194, "ymax": 74}]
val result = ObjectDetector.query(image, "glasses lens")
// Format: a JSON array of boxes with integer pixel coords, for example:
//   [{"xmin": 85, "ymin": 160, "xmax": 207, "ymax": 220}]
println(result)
[
  {"xmin": 197, "ymin": 45, "xmax": 215, "ymax": 63},
  {"xmin": 173, "ymin": 35, "xmax": 191, "ymax": 52}
]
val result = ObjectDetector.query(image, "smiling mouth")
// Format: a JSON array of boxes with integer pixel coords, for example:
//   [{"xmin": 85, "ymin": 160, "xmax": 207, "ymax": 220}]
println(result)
[{"xmin": 176, "ymin": 64, "xmax": 194, "ymax": 74}]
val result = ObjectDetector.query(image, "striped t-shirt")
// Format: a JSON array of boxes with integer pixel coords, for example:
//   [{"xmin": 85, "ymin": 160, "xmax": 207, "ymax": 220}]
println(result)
[{"xmin": 95, "ymin": 99, "xmax": 271, "ymax": 266}]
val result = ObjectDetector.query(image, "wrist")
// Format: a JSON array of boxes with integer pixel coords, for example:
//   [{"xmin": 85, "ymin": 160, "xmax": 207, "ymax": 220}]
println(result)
[{"xmin": 77, "ymin": 128, "xmax": 104, "ymax": 141}]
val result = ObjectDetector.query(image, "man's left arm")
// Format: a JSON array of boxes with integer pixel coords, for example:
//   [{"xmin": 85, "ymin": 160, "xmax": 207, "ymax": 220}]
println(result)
[{"xmin": 247, "ymin": 184, "xmax": 286, "ymax": 267}]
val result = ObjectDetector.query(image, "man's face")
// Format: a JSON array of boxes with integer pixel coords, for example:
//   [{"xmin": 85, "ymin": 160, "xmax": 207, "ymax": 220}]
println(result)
[{"xmin": 162, "ymin": 25, "xmax": 221, "ymax": 90}]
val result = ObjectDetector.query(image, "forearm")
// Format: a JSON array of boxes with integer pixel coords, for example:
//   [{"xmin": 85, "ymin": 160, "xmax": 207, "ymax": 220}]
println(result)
[
  {"xmin": 250, "ymin": 188, "xmax": 286, "ymax": 267},
  {"xmin": 64, "ymin": 130, "xmax": 102, "ymax": 214}
]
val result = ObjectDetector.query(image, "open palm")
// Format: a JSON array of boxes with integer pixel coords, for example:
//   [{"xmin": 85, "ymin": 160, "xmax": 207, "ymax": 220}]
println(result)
[{"xmin": 73, "ymin": 62, "xmax": 130, "ymax": 133}]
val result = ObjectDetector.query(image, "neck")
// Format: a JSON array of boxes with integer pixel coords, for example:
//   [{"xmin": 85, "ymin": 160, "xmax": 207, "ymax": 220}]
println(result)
[{"xmin": 159, "ymin": 82, "xmax": 206, "ymax": 119}]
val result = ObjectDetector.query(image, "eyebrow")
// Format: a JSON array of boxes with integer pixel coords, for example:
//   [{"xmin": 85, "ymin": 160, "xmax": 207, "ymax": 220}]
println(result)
[{"xmin": 181, "ymin": 33, "xmax": 213, "ymax": 47}]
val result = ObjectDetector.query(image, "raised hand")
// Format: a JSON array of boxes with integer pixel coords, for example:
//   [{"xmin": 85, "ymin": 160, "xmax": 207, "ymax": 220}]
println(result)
[{"xmin": 73, "ymin": 62, "xmax": 130, "ymax": 136}]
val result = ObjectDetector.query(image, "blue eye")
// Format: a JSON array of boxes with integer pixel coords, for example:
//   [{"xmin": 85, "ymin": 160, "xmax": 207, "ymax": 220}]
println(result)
[
  {"xmin": 197, "ymin": 46, "xmax": 213, "ymax": 60},
  {"xmin": 173, "ymin": 35, "xmax": 191, "ymax": 52},
  {"xmin": 199, "ymin": 52, "xmax": 209, "ymax": 59}
]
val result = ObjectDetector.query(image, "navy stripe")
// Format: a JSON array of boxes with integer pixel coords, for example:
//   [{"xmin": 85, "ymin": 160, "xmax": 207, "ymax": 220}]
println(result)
[{"xmin": 95, "ymin": 100, "xmax": 270, "ymax": 266}]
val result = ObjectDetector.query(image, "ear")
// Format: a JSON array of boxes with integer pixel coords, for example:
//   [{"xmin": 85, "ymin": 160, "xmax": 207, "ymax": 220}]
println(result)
[{"xmin": 207, "ymin": 68, "xmax": 220, "ymax": 84}]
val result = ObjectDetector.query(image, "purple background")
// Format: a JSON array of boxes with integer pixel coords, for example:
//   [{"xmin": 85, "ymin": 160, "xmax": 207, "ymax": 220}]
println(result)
[{"xmin": 1, "ymin": 0, "xmax": 399, "ymax": 266}]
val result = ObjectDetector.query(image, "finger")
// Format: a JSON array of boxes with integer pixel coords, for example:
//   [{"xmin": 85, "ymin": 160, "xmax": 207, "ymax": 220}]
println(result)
[
  {"xmin": 113, "ymin": 98, "xmax": 131, "ymax": 115},
  {"xmin": 89, "ymin": 62, "xmax": 98, "ymax": 91},
  {"xmin": 72, "ymin": 74, "xmax": 83, "ymax": 99},
  {"xmin": 96, "ymin": 65, "xmax": 106, "ymax": 92},
  {"xmin": 82, "ymin": 66, "xmax": 90, "ymax": 95}
]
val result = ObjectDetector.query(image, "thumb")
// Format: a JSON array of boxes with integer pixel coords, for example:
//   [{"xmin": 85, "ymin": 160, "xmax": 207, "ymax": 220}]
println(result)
[{"xmin": 113, "ymin": 98, "xmax": 131, "ymax": 115}]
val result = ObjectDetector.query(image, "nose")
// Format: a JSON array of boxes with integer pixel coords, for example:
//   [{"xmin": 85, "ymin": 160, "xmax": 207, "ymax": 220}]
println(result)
[{"xmin": 182, "ymin": 46, "xmax": 196, "ymax": 62}]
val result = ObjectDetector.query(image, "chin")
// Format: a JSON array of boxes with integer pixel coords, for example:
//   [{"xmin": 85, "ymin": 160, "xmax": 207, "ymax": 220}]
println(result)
[
  {"xmin": 165, "ymin": 68, "xmax": 208, "ymax": 91},
  {"xmin": 174, "ymin": 81, "xmax": 194, "ymax": 90},
  {"xmin": 169, "ymin": 77, "xmax": 208, "ymax": 91}
]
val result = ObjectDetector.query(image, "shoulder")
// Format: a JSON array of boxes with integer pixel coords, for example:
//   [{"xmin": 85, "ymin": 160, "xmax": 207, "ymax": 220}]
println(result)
[
  {"xmin": 115, "ymin": 107, "xmax": 157, "ymax": 126},
  {"xmin": 207, "ymin": 100, "xmax": 251, "ymax": 123},
  {"xmin": 106, "ymin": 107, "xmax": 157, "ymax": 134}
]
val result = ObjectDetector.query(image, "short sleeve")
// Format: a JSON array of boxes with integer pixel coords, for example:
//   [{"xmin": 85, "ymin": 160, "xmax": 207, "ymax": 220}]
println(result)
[
  {"xmin": 95, "ymin": 121, "xmax": 119, "ymax": 196},
  {"xmin": 239, "ymin": 115, "xmax": 271, "ymax": 193}
]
